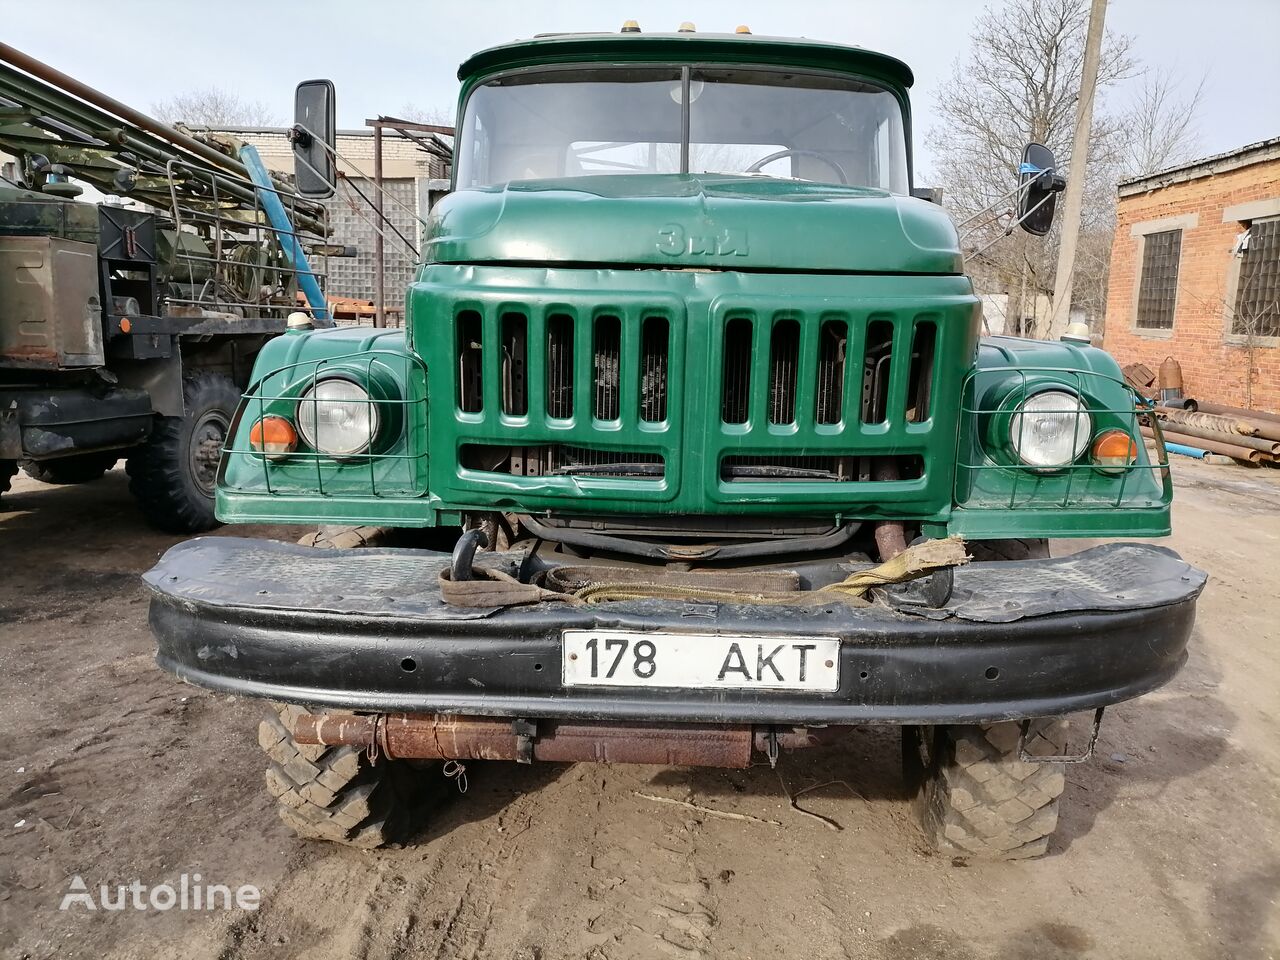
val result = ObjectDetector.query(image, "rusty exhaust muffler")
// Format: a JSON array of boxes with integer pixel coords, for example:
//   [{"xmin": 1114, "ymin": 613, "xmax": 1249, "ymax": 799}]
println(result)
[{"xmin": 293, "ymin": 714, "xmax": 848, "ymax": 769}]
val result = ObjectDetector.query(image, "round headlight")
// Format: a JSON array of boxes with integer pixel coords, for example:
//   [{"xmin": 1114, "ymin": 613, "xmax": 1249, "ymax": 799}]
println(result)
[
  {"xmin": 1010, "ymin": 389, "xmax": 1091, "ymax": 468},
  {"xmin": 297, "ymin": 378, "xmax": 378, "ymax": 456}
]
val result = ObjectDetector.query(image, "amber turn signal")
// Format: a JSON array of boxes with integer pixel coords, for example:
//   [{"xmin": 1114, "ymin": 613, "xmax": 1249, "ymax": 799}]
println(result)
[
  {"xmin": 249, "ymin": 415, "xmax": 298, "ymax": 457},
  {"xmin": 1091, "ymin": 429, "xmax": 1138, "ymax": 473}
]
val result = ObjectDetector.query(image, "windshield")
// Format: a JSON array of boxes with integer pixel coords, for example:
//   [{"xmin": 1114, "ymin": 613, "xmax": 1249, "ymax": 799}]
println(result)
[{"xmin": 456, "ymin": 66, "xmax": 909, "ymax": 193}]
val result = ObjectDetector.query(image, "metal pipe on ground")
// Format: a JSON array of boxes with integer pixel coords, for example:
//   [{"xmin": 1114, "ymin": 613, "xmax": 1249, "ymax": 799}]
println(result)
[
  {"xmin": 1140, "ymin": 426, "xmax": 1261, "ymax": 462},
  {"xmin": 1193, "ymin": 401, "xmax": 1280, "ymax": 427},
  {"xmin": 1151, "ymin": 420, "xmax": 1279, "ymax": 456},
  {"xmin": 1161, "ymin": 441, "xmax": 1208, "ymax": 460},
  {"xmin": 1155, "ymin": 407, "xmax": 1261, "ymax": 437},
  {"xmin": 293, "ymin": 714, "xmax": 851, "ymax": 768}
]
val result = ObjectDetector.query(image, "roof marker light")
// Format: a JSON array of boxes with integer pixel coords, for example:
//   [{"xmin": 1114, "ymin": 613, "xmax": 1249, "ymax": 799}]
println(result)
[
  {"xmin": 621, "ymin": 20, "xmax": 641, "ymax": 33},
  {"xmin": 678, "ymin": 21, "xmax": 696, "ymax": 32},
  {"xmin": 735, "ymin": 25, "xmax": 752, "ymax": 34}
]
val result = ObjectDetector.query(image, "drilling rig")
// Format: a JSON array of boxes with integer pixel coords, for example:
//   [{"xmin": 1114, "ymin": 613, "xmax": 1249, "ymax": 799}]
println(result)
[{"xmin": 0, "ymin": 43, "xmax": 333, "ymax": 531}]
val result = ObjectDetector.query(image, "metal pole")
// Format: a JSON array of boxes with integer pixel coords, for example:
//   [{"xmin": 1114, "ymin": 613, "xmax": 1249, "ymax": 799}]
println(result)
[
  {"xmin": 1046, "ymin": 0, "xmax": 1108, "ymax": 338},
  {"xmin": 372, "ymin": 120, "xmax": 385, "ymax": 328},
  {"xmin": 238, "ymin": 143, "xmax": 331, "ymax": 324}
]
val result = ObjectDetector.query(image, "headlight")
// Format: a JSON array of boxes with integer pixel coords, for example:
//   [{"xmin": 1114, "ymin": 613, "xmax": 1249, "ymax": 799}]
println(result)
[
  {"xmin": 297, "ymin": 378, "xmax": 378, "ymax": 456},
  {"xmin": 1009, "ymin": 389, "xmax": 1091, "ymax": 468}
]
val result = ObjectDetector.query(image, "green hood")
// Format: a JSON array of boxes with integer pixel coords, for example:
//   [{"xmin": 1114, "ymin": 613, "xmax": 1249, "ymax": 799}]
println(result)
[{"xmin": 424, "ymin": 174, "xmax": 962, "ymax": 274}]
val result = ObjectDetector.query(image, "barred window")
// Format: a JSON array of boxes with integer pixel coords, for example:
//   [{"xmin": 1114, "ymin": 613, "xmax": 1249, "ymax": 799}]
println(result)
[
  {"xmin": 1135, "ymin": 229, "xmax": 1182, "ymax": 330},
  {"xmin": 1233, "ymin": 217, "xmax": 1280, "ymax": 339}
]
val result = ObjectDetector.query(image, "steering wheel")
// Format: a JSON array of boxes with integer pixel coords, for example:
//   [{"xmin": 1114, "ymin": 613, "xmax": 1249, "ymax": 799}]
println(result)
[{"xmin": 745, "ymin": 148, "xmax": 848, "ymax": 184}]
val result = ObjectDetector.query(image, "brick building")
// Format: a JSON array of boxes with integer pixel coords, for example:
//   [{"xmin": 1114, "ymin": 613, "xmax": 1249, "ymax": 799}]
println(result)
[{"xmin": 1103, "ymin": 137, "xmax": 1280, "ymax": 413}]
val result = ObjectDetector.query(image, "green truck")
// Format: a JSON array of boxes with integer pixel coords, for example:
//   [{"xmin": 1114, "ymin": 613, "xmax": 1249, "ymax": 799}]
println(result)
[{"xmin": 144, "ymin": 27, "xmax": 1205, "ymax": 859}]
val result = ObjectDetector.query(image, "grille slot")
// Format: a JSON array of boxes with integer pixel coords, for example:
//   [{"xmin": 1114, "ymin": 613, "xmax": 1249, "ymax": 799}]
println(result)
[
  {"xmin": 814, "ymin": 318, "xmax": 848, "ymax": 425},
  {"xmin": 721, "ymin": 454, "xmax": 922, "ymax": 483},
  {"xmin": 767, "ymin": 318, "xmax": 800, "ymax": 425},
  {"xmin": 456, "ymin": 310, "xmax": 483, "ymax": 413},
  {"xmin": 860, "ymin": 318, "xmax": 895, "ymax": 424},
  {"xmin": 721, "ymin": 317, "xmax": 753, "ymax": 424},
  {"xmin": 593, "ymin": 315, "xmax": 621, "ymax": 421},
  {"xmin": 639, "ymin": 316, "xmax": 669, "ymax": 422},
  {"xmin": 907, "ymin": 320, "xmax": 936, "ymax": 423},
  {"xmin": 463, "ymin": 444, "xmax": 663, "ymax": 479},
  {"xmin": 546, "ymin": 313, "xmax": 575, "ymax": 419},
  {"xmin": 501, "ymin": 312, "xmax": 528, "ymax": 416}
]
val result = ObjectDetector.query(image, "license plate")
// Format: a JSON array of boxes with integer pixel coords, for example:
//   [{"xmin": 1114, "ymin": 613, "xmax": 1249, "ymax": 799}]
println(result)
[{"xmin": 562, "ymin": 630, "xmax": 840, "ymax": 692}]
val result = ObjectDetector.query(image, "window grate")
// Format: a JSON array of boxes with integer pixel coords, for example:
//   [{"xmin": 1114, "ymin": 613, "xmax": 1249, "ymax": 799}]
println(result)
[
  {"xmin": 1135, "ymin": 230, "xmax": 1182, "ymax": 330},
  {"xmin": 1233, "ymin": 218, "xmax": 1280, "ymax": 339}
]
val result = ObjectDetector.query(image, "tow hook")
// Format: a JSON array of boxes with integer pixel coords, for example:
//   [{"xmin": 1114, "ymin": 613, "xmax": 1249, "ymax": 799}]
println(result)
[{"xmin": 450, "ymin": 528, "xmax": 488, "ymax": 581}]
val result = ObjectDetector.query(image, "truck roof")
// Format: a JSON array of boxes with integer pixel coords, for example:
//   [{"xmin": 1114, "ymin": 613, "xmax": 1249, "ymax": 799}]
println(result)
[{"xmin": 457, "ymin": 31, "xmax": 914, "ymax": 90}]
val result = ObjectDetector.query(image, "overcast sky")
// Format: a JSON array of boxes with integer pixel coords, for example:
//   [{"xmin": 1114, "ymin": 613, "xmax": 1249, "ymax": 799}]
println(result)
[{"xmin": 5, "ymin": 0, "xmax": 1278, "ymax": 178}]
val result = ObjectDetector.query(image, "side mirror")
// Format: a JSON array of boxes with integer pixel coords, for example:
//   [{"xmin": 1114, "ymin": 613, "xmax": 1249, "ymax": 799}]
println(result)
[
  {"xmin": 292, "ymin": 79, "xmax": 336, "ymax": 198},
  {"xmin": 1017, "ymin": 143, "xmax": 1065, "ymax": 237}
]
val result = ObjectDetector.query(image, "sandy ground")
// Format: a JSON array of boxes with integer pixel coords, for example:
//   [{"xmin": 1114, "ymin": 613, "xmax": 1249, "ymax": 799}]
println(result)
[{"xmin": 0, "ymin": 459, "xmax": 1277, "ymax": 960}]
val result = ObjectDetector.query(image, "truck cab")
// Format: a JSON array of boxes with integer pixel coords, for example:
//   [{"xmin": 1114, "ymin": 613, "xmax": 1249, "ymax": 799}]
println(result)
[{"xmin": 144, "ymin": 28, "xmax": 1204, "ymax": 859}]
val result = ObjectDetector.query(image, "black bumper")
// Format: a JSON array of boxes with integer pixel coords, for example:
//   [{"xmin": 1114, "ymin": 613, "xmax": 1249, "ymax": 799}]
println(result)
[{"xmin": 144, "ymin": 538, "xmax": 1205, "ymax": 725}]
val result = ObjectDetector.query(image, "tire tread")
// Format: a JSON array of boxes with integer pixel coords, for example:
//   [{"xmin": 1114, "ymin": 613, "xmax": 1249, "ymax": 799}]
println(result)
[{"xmin": 920, "ymin": 719, "xmax": 1068, "ymax": 861}]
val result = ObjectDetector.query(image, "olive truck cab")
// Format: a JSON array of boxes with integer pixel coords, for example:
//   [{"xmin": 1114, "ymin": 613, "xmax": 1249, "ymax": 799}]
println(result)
[{"xmin": 144, "ymin": 28, "xmax": 1205, "ymax": 859}]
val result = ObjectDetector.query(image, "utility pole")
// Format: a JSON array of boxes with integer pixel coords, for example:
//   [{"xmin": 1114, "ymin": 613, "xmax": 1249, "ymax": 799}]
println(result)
[{"xmin": 1046, "ymin": 0, "xmax": 1108, "ymax": 338}]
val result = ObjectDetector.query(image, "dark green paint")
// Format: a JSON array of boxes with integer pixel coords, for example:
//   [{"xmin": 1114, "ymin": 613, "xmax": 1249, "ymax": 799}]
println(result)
[
  {"xmin": 215, "ymin": 31, "xmax": 1172, "ymax": 540},
  {"xmin": 426, "ymin": 174, "xmax": 963, "ymax": 274}
]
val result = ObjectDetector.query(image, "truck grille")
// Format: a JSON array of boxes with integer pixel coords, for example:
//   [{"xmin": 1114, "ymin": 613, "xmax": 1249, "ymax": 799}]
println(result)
[
  {"xmin": 476, "ymin": 310, "xmax": 673, "ymax": 425},
  {"xmin": 715, "ymin": 309, "xmax": 937, "ymax": 481},
  {"xmin": 432, "ymin": 282, "xmax": 963, "ymax": 517}
]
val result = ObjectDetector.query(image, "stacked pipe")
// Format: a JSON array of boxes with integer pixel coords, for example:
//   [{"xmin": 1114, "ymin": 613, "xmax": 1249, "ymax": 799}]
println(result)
[
  {"xmin": 1142, "ymin": 406, "xmax": 1280, "ymax": 465},
  {"xmin": 0, "ymin": 43, "xmax": 326, "ymax": 232}
]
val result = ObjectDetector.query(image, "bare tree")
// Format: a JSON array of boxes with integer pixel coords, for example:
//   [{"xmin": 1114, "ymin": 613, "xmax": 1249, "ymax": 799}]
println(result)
[
  {"xmin": 1115, "ymin": 68, "xmax": 1206, "ymax": 178},
  {"xmin": 397, "ymin": 104, "xmax": 456, "ymax": 128},
  {"xmin": 927, "ymin": 0, "xmax": 1137, "ymax": 332},
  {"xmin": 152, "ymin": 88, "xmax": 282, "ymax": 128}
]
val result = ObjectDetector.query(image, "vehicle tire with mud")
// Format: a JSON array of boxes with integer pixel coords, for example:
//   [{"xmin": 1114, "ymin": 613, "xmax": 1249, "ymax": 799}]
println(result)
[
  {"xmin": 907, "ymin": 719, "xmax": 1068, "ymax": 860},
  {"xmin": 21, "ymin": 452, "xmax": 119, "ymax": 485},
  {"xmin": 965, "ymin": 538, "xmax": 1049, "ymax": 562},
  {"xmin": 259, "ymin": 703, "xmax": 436, "ymax": 848},
  {"xmin": 126, "ymin": 372, "xmax": 240, "ymax": 534}
]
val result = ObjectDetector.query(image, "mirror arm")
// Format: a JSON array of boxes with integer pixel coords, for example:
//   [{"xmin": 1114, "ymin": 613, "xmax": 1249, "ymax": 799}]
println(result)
[
  {"xmin": 964, "ymin": 190, "xmax": 1058, "ymax": 260},
  {"xmin": 954, "ymin": 174, "xmax": 1043, "ymax": 230}
]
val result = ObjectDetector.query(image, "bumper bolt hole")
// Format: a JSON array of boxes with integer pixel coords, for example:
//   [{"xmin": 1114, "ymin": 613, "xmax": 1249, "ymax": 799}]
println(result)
[
  {"xmin": 533, "ymin": 662, "xmax": 543, "ymax": 672},
  {"xmin": 985, "ymin": 666, "xmax": 1000, "ymax": 681},
  {"xmin": 859, "ymin": 670, "xmax": 869, "ymax": 680},
  {"xmin": 400, "ymin": 657, "xmax": 417, "ymax": 673}
]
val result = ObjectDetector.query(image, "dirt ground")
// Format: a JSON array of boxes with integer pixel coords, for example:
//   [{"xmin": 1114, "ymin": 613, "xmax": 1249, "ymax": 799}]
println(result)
[{"xmin": 0, "ymin": 459, "xmax": 1277, "ymax": 960}]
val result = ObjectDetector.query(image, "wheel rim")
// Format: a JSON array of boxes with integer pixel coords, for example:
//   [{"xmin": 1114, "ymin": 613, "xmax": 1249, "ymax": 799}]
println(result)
[{"xmin": 188, "ymin": 410, "xmax": 230, "ymax": 497}]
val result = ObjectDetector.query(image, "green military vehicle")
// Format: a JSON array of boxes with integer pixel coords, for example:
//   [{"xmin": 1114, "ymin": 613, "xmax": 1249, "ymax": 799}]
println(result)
[
  {"xmin": 144, "ymin": 26, "xmax": 1205, "ymax": 859},
  {"xmin": 0, "ymin": 45, "xmax": 330, "ymax": 531}
]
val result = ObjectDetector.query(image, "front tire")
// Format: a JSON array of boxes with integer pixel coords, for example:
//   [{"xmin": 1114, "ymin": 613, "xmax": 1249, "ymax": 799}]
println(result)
[
  {"xmin": 259, "ymin": 704, "xmax": 433, "ymax": 848},
  {"xmin": 913, "ymin": 720, "xmax": 1067, "ymax": 860},
  {"xmin": 127, "ymin": 372, "xmax": 240, "ymax": 533}
]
